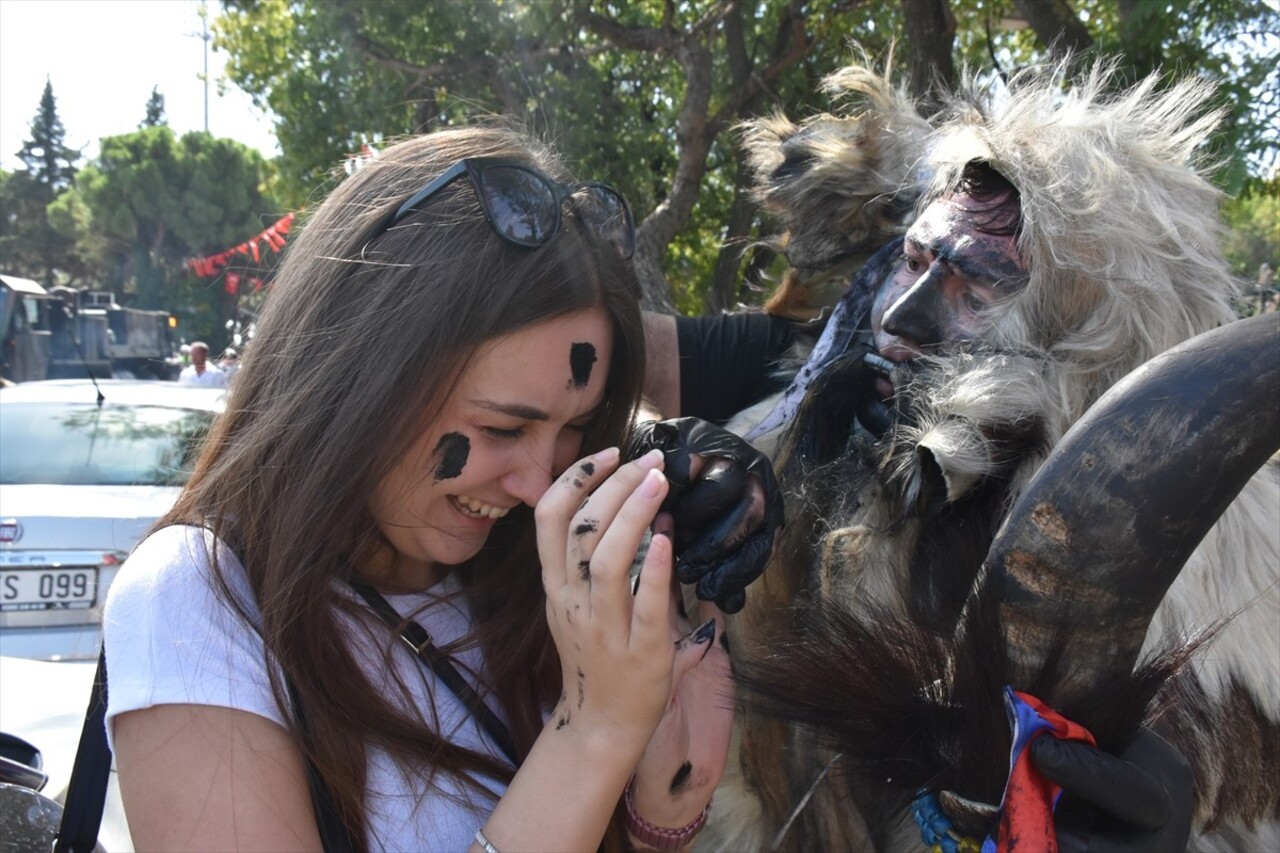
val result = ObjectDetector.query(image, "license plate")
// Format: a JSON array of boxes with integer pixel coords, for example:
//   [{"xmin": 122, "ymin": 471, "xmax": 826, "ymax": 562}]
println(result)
[{"xmin": 0, "ymin": 567, "xmax": 98, "ymax": 611}]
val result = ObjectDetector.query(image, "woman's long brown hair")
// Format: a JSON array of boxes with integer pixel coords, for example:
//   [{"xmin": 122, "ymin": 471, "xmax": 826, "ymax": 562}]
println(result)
[{"xmin": 158, "ymin": 126, "xmax": 645, "ymax": 848}]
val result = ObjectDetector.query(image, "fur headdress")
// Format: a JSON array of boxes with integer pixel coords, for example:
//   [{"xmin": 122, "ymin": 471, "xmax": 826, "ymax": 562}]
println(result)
[{"xmin": 742, "ymin": 56, "xmax": 1241, "ymax": 418}]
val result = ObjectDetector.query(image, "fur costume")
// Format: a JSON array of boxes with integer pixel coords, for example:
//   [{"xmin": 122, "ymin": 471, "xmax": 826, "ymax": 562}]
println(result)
[{"xmin": 705, "ymin": 57, "xmax": 1280, "ymax": 852}]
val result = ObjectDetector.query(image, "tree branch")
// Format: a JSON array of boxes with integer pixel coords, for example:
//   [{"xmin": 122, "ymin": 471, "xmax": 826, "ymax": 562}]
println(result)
[{"xmin": 1011, "ymin": 0, "xmax": 1094, "ymax": 57}]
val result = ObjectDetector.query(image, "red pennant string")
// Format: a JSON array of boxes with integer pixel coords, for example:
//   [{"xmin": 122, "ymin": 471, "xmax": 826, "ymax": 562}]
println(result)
[{"xmin": 184, "ymin": 212, "xmax": 298, "ymax": 278}]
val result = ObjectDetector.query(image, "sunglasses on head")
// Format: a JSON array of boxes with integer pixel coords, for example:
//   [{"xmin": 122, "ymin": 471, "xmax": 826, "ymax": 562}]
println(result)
[{"xmin": 381, "ymin": 157, "xmax": 636, "ymax": 260}]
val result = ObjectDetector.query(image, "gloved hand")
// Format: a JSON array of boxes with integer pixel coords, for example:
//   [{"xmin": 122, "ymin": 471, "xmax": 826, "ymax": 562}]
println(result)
[
  {"xmin": 624, "ymin": 418, "xmax": 784, "ymax": 613},
  {"xmin": 1030, "ymin": 728, "xmax": 1194, "ymax": 852}
]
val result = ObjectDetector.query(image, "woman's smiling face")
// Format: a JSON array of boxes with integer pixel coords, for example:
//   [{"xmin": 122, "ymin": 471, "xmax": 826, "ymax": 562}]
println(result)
[{"xmin": 368, "ymin": 308, "xmax": 613, "ymax": 589}]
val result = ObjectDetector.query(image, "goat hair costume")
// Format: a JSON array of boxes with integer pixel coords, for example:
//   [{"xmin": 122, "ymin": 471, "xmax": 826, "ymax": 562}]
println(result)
[{"xmin": 707, "ymin": 58, "xmax": 1279, "ymax": 852}]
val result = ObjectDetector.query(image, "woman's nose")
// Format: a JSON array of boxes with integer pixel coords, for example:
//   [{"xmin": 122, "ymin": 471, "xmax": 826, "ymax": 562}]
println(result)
[{"xmin": 502, "ymin": 443, "xmax": 557, "ymax": 507}]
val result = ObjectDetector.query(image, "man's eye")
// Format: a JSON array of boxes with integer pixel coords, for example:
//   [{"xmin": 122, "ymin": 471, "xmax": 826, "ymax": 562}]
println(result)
[
  {"xmin": 904, "ymin": 256, "xmax": 923, "ymax": 273},
  {"xmin": 965, "ymin": 292, "xmax": 988, "ymax": 313},
  {"xmin": 483, "ymin": 426, "xmax": 524, "ymax": 439}
]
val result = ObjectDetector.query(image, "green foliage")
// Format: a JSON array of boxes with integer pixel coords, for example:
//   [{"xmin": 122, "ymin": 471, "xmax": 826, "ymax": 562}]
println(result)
[
  {"xmin": 0, "ymin": 81, "xmax": 85, "ymax": 287},
  {"xmin": 948, "ymin": 0, "xmax": 1278, "ymax": 195},
  {"xmin": 53, "ymin": 126, "xmax": 281, "ymax": 345},
  {"xmin": 212, "ymin": 0, "xmax": 1278, "ymax": 312},
  {"xmin": 1221, "ymin": 182, "xmax": 1279, "ymax": 316},
  {"xmin": 214, "ymin": 0, "xmax": 898, "ymax": 311}
]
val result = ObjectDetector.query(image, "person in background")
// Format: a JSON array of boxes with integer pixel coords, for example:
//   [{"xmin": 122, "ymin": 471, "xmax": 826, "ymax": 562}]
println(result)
[
  {"xmin": 105, "ymin": 125, "xmax": 778, "ymax": 852},
  {"xmin": 217, "ymin": 347, "xmax": 240, "ymax": 381},
  {"xmin": 177, "ymin": 341, "xmax": 227, "ymax": 387}
]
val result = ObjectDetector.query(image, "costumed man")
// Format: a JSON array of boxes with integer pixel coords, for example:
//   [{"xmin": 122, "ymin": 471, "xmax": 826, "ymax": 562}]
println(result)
[{"xmin": 642, "ymin": 57, "xmax": 1276, "ymax": 852}]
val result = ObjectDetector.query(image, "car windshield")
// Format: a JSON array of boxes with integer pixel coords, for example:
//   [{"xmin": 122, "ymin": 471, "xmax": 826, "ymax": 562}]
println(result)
[{"xmin": 0, "ymin": 402, "xmax": 215, "ymax": 486}]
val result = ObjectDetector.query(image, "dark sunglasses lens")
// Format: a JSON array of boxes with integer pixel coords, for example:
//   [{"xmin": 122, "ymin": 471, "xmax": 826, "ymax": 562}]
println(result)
[
  {"xmin": 478, "ymin": 165, "xmax": 558, "ymax": 246},
  {"xmin": 576, "ymin": 186, "xmax": 635, "ymax": 259}
]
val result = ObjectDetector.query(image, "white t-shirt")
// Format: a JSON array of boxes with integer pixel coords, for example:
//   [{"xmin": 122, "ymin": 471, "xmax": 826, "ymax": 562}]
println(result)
[
  {"xmin": 177, "ymin": 364, "xmax": 227, "ymax": 387},
  {"xmin": 104, "ymin": 525, "xmax": 511, "ymax": 851}
]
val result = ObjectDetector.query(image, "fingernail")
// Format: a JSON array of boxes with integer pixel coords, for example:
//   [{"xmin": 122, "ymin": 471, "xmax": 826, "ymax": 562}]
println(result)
[
  {"xmin": 675, "ymin": 617, "xmax": 716, "ymax": 652},
  {"xmin": 595, "ymin": 447, "xmax": 621, "ymax": 463},
  {"xmin": 638, "ymin": 468, "xmax": 665, "ymax": 498},
  {"xmin": 637, "ymin": 448, "xmax": 664, "ymax": 468}
]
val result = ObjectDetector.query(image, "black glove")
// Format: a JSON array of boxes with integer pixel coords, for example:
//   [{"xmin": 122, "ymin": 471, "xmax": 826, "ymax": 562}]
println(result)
[
  {"xmin": 1030, "ymin": 728, "xmax": 1194, "ymax": 852},
  {"xmin": 624, "ymin": 418, "xmax": 784, "ymax": 613}
]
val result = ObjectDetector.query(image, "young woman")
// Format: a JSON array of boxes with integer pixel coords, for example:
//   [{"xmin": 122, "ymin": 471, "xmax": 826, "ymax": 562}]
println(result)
[{"xmin": 104, "ymin": 126, "xmax": 756, "ymax": 851}]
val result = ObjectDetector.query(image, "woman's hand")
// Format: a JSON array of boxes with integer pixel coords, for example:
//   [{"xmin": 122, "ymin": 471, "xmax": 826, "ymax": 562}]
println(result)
[
  {"xmin": 628, "ymin": 553, "xmax": 735, "ymax": 838},
  {"xmin": 535, "ymin": 446, "xmax": 677, "ymax": 754}
]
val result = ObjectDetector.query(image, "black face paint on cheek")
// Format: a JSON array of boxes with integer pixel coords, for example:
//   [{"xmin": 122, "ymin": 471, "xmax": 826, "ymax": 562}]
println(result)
[
  {"xmin": 568, "ymin": 342, "xmax": 597, "ymax": 389},
  {"xmin": 432, "ymin": 432, "xmax": 470, "ymax": 483}
]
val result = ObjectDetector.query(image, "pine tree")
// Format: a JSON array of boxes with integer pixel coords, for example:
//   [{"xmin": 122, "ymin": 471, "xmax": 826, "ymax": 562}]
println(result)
[
  {"xmin": 0, "ymin": 80, "xmax": 83, "ymax": 287},
  {"xmin": 142, "ymin": 87, "xmax": 167, "ymax": 128},
  {"xmin": 18, "ymin": 80, "xmax": 80, "ymax": 195}
]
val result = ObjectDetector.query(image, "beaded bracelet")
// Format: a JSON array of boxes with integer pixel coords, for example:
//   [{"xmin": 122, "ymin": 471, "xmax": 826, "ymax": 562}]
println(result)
[{"xmin": 623, "ymin": 776, "xmax": 712, "ymax": 851}]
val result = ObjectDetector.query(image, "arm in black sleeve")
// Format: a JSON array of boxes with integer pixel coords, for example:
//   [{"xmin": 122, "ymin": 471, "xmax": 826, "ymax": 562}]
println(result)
[{"xmin": 675, "ymin": 312, "xmax": 799, "ymax": 424}]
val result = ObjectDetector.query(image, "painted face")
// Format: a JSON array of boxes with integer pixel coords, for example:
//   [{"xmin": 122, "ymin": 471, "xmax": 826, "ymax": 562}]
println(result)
[
  {"xmin": 369, "ymin": 308, "xmax": 613, "ymax": 588},
  {"xmin": 870, "ymin": 192, "xmax": 1026, "ymax": 396}
]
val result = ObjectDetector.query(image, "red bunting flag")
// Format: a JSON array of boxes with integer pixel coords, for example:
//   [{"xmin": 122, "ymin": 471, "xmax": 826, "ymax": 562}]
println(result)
[{"xmin": 186, "ymin": 212, "xmax": 298, "ymax": 279}]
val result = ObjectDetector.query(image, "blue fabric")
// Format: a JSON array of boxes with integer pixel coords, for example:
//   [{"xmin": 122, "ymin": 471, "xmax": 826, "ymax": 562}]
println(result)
[{"xmin": 745, "ymin": 236, "xmax": 903, "ymax": 440}]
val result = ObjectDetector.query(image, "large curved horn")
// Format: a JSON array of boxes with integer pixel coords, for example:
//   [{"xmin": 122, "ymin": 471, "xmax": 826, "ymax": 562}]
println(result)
[{"xmin": 978, "ymin": 311, "xmax": 1280, "ymax": 712}]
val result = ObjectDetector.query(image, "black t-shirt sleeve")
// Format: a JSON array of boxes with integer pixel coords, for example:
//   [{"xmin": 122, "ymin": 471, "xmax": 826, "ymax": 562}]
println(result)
[{"xmin": 675, "ymin": 312, "xmax": 799, "ymax": 423}]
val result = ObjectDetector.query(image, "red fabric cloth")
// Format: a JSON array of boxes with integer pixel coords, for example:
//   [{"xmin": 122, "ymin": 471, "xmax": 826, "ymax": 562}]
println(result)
[{"xmin": 995, "ymin": 690, "xmax": 1097, "ymax": 853}]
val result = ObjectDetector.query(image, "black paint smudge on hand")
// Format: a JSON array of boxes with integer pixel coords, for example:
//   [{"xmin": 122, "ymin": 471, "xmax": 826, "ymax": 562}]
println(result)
[
  {"xmin": 569, "ymin": 342, "xmax": 598, "ymax": 389},
  {"xmin": 577, "ymin": 667, "xmax": 586, "ymax": 709},
  {"xmin": 578, "ymin": 560, "xmax": 591, "ymax": 582},
  {"xmin": 670, "ymin": 761, "xmax": 693, "ymax": 795},
  {"xmin": 574, "ymin": 519, "xmax": 599, "ymax": 536},
  {"xmin": 581, "ymin": 461, "xmax": 595, "ymax": 476},
  {"xmin": 432, "ymin": 432, "xmax": 470, "ymax": 482}
]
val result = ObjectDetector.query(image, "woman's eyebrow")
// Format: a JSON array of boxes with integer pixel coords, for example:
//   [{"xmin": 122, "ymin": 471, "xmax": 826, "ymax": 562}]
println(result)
[{"xmin": 471, "ymin": 399, "xmax": 550, "ymax": 421}]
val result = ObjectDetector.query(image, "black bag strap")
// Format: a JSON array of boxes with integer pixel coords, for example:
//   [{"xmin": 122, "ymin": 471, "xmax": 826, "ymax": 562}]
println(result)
[
  {"xmin": 285, "ymin": 678, "xmax": 356, "ymax": 853},
  {"xmin": 52, "ymin": 650, "xmax": 111, "ymax": 853},
  {"xmin": 349, "ymin": 581, "xmax": 521, "ymax": 767}
]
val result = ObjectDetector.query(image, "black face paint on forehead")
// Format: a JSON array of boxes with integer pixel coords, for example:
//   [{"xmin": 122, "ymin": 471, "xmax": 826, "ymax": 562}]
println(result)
[
  {"xmin": 432, "ymin": 432, "xmax": 470, "ymax": 483},
  {"xmin": 568, "ymin": 342, "xmax": 598, "ymax": 389}
]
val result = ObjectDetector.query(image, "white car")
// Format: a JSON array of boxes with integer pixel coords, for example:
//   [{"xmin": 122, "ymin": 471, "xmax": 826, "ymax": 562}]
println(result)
[
  {"xmin": 0, "ymin": 655, "xmax": 133, "ymax": 851},
  {"xmin": 0, "ymin": 380, "xmax": 224, "ymax": 661}
]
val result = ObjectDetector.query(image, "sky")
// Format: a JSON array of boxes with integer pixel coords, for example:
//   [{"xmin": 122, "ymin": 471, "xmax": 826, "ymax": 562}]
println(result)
[{"xmin": 0, "ymin": 0, "xmax": 280, "ymax": 172}]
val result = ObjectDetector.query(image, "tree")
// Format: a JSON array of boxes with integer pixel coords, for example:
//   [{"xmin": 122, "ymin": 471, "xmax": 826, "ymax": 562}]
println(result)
[
  {"xmin": 51, "ymin": 126, "xmax": 281, "ymax": 345},
  {"xmin": 1221, "ymin": 180, "xmax": 1280, "ymax": 314},
  {"xmin": 213, "ymin": 0, "xmax": 1278, "ymax": 312},
  {"xmin": 0, "ymin": 80, "xmax": 85, "ymax": 286},
  {"xmin": 216, "ymin": 0, "xmax": 893, "ymax": 312},
  {"xmin": 142, "ymin": 86, "xmax": 167, "ymax": 127},
  {"xmin": 955, "ymin": 0, "xmax": 1278, "ymax": 194}
]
